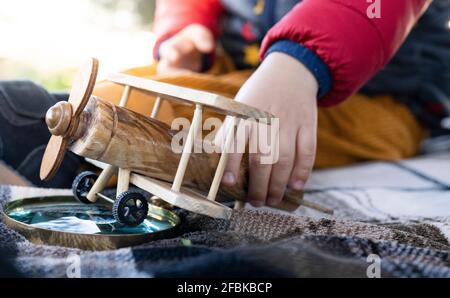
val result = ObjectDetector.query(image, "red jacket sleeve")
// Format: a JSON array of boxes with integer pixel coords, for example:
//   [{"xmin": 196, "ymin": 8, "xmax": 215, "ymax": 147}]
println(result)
[
  {"xmin": 260, "ymin": 0, "xmax": 431, "ymax": 107},
  {"xmin": 153, "ymin": 0, "xmax": 224, "ymax": 60}
]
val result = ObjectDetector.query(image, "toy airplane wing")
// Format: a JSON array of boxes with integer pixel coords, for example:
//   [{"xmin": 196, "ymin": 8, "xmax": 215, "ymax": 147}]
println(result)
[{"xmin": 107, "ymin": 73, "xmax": 274, "ymax": 124}]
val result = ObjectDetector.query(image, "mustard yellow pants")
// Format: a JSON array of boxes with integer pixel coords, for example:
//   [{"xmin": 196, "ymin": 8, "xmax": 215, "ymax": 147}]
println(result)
[{"xmin": 93, "ymin": 63, "xmax": 426, "ymax": 169}]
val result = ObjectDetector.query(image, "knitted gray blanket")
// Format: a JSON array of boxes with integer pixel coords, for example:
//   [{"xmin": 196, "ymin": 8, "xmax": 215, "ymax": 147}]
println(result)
[{"xmin": 1, "ymin": 185, "xmax": 449, "ymax": 278}]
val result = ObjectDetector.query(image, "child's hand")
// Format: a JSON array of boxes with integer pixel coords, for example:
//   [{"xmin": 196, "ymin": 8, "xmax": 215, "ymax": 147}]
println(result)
[
  {"xmin": 222, "ymin": 52, "xmax": 319, "ymax": 207},
  {"xmin": 157, "ymin": 24, "xmax": 215, "ymax": 74}
]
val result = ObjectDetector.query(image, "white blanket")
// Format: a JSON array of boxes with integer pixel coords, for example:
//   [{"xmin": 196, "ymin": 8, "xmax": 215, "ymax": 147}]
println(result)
[{"xmin": 296, "ymin": 152, "xmax": 450, "ymax": 241}]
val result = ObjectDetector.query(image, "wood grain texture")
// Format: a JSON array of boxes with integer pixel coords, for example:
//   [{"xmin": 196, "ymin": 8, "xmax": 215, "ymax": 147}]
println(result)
[
  {"xmin": 69, "ymin": 58, "xmax": 99, "ymax": 117},
  {"xmin": 68, "ymin": 97, "xmax": 333, "ymax": 217},
  {"xmin": 45, "ymin": 101, "xmax": 73, "ymax": 136},
  {"xmin": 40, "ymin": 135, "xmax": 68, "ymax": 181}
]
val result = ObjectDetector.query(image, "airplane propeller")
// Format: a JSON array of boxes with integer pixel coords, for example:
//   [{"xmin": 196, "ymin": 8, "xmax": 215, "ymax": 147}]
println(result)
[{"xmin": 40, "ymin": 58, "xmax": 98, "ymax": 181}]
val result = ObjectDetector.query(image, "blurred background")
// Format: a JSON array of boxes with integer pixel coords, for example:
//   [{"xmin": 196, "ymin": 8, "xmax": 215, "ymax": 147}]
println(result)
[{"xmin": 0, "ymin": 0, "xmax": 156, "ymax": 91}]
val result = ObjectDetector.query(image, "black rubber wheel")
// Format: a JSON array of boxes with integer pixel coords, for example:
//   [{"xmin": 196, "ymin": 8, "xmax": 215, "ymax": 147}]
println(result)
[
  {"xmin": 72, "ymin": 171, "xmax": 98, "ymax": 204},
  {"xmin": 113, "ymin": 191, "xmax": 149, "ymax": 226}
]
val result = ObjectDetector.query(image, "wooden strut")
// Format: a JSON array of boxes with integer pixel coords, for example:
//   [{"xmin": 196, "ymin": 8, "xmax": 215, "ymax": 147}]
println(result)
[
  {"xmin": 151, "ymin": 96, "xmax": 162, "ymax": 119},
  {"xmin": 172, "ymin": 104, "xmax": 203, "ymax": 192},
  {"xmin": 148, "ymin": 96, "xmax": 165, "ymax": 204},
  {"xmin": 86, "ymin": 164, "xmax": 117, "ymax": 202},
  {"xmin": 118, "ymin": 85, "xmax": 131, "ymax": 107},
  {"xmin": 206, "ymin": 117, "xmax": 245, "ymax": 210},
  {"xmin": 115, "ymin": 85, "xmax": 133, "ymax": 198},
  {"xmin": 117, "ymin": 168, "xmax": 131, "ymax": 195}
]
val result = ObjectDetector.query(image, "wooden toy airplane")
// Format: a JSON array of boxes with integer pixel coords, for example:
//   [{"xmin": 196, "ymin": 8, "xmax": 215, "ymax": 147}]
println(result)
[{"xmin": 40, "ymin": 58, "xmax": 332, "ymax": 227}]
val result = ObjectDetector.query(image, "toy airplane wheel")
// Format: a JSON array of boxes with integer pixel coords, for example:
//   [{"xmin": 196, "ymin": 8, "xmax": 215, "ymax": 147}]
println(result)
[
  {"xmin": 72, "ymin": 171, "xmax": 98, "ymax": 204},
  {"xmin": 113, "ymin": 191, "xmax": 149, "ymax": 226}
]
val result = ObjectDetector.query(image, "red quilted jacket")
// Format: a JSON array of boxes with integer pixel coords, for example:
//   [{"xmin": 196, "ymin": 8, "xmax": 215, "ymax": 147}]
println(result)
[{"xmin": 153, "ymin": 0, "xmax": 431, "ymax": 107}]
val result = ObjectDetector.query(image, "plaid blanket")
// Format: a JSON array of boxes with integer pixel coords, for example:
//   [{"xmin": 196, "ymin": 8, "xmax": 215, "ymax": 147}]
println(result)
[{"xmin": 1, "ymin": 159, "xmax": 450, "ymax": 278}]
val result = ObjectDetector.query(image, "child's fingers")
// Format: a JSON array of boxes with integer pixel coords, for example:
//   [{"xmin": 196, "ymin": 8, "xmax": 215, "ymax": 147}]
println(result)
[
  {"xmin": 165, "ymin": 46, "xmax": 181, "ymax": 64},
  {"xmin": 290, "ymin": 124, "xmax": 317, "ymax": 190},
  {"xmin": 219, "ymin": 117, "xmax": 245, "ymax": 186},
  {"xmin": 158, "ymin": 25, "xmax": 213, "ymax": 74},
  {"xmin": 222, "ymin": 152, "xmax": 243, "ymax": 186},
  {"xmin": 247, "ymin": 155, "xmax": 272, "ymax": 207},
  {"xmin": 187, "ymin": 25, "xmax": 215, "ymax": 53},
  {"xmin": 246, "ymin": 122, "xmax": 271, "ymax": 207},
  {"xmin": 160, "ymin": 33, "xmax": 198, "ymax": 64},
  {"xmin": 159, "ymin": 40, "xmax": 180, "ymax": 64},
  {"xmin": 174, "ymin": 36, "xmax": 197, "ymax": 55},
  {"xmin": 267, "ymin": 130, "xmax": 295, "ymax": 206}
]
